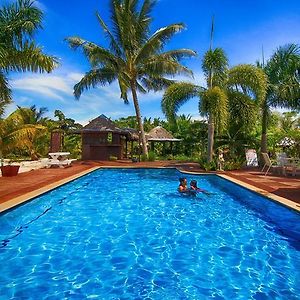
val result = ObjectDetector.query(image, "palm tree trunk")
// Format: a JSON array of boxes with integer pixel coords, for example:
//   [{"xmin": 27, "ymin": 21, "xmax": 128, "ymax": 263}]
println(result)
[
  {"xmin": 130, "ymin": 81, "xmax": 148, "ymax": 157},
  {"xmin": 207, "ymin": 69, "xmax": 214, "ymax": 163},
  {"xmin": 207, "ymin": 114, "xmax": 214, "ymax": 162},
  {"xmin": 261, "ymin": 104, "xmax": 268, "ymax": 153}
]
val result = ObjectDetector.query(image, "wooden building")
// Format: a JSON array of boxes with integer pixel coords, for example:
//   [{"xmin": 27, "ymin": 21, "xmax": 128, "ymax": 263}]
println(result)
[{"xmin": 80, "ymin": 115, "xmax": 136, "ymax": 160}]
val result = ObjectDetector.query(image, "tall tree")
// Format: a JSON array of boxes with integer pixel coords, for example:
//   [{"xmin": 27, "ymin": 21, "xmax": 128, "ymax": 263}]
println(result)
[
  {"xmin": 0, "ymin": 109, "xmax": 45, "ymax": 163},
  {"xmin": 162, "ymin": 53, "xmax": 267, "ymax": 162},
  {"xmin": 0, "ymin": 0, "xmax": 57, "ymax": 108},
  {"xmin": 66, "ymin": 0, "xmax": 195, "ymax": 156},
  {"xmin": 259, "ymin": 43, "xmax": 300, "ymax": 153}
]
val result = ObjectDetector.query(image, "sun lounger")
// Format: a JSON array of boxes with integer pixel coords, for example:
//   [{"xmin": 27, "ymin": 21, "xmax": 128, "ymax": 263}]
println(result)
[{"xmin": 261, "ymin": 153, "xmax": 282, "ymax": 176}]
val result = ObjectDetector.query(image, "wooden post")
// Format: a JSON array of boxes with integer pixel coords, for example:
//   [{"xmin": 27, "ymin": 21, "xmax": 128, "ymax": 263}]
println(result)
[{"xmin": 151, "ymin": 141, "xmax": 154, "ymax": 152}]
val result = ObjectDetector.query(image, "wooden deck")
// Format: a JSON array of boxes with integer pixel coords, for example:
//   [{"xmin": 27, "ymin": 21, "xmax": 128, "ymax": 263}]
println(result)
[{"xmin": 1, "ymin": 161, "xmax": 299, "ymax": 209}]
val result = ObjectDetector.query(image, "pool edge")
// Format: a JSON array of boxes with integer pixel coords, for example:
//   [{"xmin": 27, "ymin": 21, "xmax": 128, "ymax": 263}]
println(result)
[
  {"xmin": 0, "ymin": 166, "xmax": 100, "ymax": 213},
  {"xmin": 1, "ymin": 166, "xmax": 299, "ymax": 213},
  {"xmin": 218, "ymin": 174, "xmax": 300, "ymax": 212}
]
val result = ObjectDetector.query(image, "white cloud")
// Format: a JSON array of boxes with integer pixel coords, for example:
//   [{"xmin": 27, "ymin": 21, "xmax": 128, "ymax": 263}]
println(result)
[{"xmin": 11, "ymin": 74, "xmax": 73, "ymax": 101}]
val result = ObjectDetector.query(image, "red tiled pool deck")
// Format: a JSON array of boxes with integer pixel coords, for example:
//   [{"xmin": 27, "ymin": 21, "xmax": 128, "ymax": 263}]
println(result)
[{"xmin": 0, "ymin": 161, "xmax": 299, "ymax": 211}]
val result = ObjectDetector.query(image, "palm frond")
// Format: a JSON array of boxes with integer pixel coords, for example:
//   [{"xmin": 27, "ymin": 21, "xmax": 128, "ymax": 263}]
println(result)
[
  {"xmin": 162, "ymin": 82, "xmax": 201, "ymax": 121},
  {"xmin": 142, "ymin": 57, "xmax": 194, "ymax": 78},
  {"xmin": 265, "ymin": 43, "xmax": 300, "ymax": 109},
  {"xmin": 66, "ymin": 36, "xmax": 121, "ymax": 68},
  {"xmin": 140, "ymin": 76, "xmax": 175, "ymax": 92},
  {"xmin": 74, "ymin": 67, "xmax": 117, "ymax": 99},
  {"xmin": 135, "ymin": 23, "xmax": 186, "ymax": 64},
  {"xmin": 202, "ymin": 48, "xmax": 228, "ymax": 88},
  {"xmin": 227, "ymin": 90, "xmax": 259, "ymax": 129},
  {"xmin": 199, "ymin": 86, "xmax": 228, "ymax": 133},
  {"xmin": 0, "ymin": 0, "xmax": 43, "ymax": 48},
  {"xmin": 138, "ymin": 0, "xmax": 156, "ymax": 41},
  {"xmin": 95, "ymin": 12, "xmax": 122, "ymax": 56},
  {"xmin": 2, "ymin": 42, "xmax": 58, "ymax": 73},
  {"xmin": 0, "ymin": 71, "xmax": 11, "ymax": 103},
  {"xmin": 228, "ymin": 64, "xmax": 268, "ymax": 104}
]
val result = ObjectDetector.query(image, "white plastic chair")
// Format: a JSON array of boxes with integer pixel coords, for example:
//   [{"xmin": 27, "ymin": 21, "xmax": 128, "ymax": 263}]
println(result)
[
  {"xmin": 245, "ymin": 149, "xmax": 258, "ymax": 167},
  {"xmin": 261, "ymin": 153, "xmax": 282, "ymax": 176}
]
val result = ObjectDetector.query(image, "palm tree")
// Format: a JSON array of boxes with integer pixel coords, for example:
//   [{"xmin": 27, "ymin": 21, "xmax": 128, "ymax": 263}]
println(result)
[
  {"xmin": 66, "ymin": 0, "xmax": 196, "ymax": 156},
  {"xmin": 0, "ymin": 111, "xmax": 45, "ymax": 164},
  {"xmin": 1, "ymin": 106, "xmax": 49, "ymax": 161},
  {"xmin": 162, "ymin": 49, "xmax": 267, "ymax": 162},
  {"xmin": 259, "ymin": 44, "xmax": 300, "ymax": 153},
  {"xmin": 0, "ymin": 0, "xmax": 57, "ymax": 108}
]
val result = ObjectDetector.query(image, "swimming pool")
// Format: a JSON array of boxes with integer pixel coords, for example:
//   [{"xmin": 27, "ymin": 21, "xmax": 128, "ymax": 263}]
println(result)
[{"xmin": 0, "ymin": 168, "xmax": 299, "ymax": 299}]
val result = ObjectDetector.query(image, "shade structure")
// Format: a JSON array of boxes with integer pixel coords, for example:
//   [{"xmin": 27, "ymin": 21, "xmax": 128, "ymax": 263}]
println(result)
[
  {"xmin": 146, "ymin": 126, "xmax": 181, "ymax": 155},
  {"xmin": 146, "ymin": 126, "xmax": 181, "ymax": 142}
]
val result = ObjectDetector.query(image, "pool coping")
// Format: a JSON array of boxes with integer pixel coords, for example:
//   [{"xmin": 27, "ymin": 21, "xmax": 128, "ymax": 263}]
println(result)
[
  {"xmin": 0, "ymin": 166, "xmax": 299, "ymax": 213},
  {"xmin": 0, "ymin": 166, "xmax": 100, "ymax": 213},
  {"xmin": 179, "ymin": 170, "xmax": 300, "ymax": 212}
]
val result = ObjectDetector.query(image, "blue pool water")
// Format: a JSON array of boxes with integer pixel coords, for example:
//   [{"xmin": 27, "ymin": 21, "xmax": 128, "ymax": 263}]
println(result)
[{"xmin": 0, "ymin": 168, "xmax": 299, "ymax": 299}]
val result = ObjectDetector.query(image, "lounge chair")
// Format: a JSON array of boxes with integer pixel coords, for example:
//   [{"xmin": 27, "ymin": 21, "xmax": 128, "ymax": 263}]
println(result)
[
  {"xmin": 261, "ymin": 153, "xmax": 283, "ymax": 176},
  {"xmin": 245, "ymin": 149, "xmax": 258, "ymax": 167}
]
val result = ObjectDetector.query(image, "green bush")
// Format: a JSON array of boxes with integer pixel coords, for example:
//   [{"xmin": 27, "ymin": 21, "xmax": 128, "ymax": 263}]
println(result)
[
  {"xmin": 148, "ymin": 151, "xmax": 156, "ymax": 161},
  {"xmin": 109, "ymin": 155, "xmax": 118, "ymax": 161},
  {"xmin": 198, "ymin": 156, "xmax": 217, "ymax": 171},
  {"xmin": 141, "ymin": 154, "xmax": 148, "ymax": 162},
  {"xmin": 223, "ymin": 159, "xmax": 245, "ymax": 171}
]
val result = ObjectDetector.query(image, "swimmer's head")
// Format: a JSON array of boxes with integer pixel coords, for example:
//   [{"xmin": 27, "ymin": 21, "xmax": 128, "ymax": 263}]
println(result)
[
  {"xmin": 190, "ymin": 180, "xmax": 197, "ymax": 187},
  {"xmin": 179, "ymin": 177, "xmax": 187, "ymax": 185}
]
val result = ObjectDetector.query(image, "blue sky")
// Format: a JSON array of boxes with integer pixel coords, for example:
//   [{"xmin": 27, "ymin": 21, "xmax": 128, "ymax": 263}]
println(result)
[{"xmin": 5, "ymin": 0, "xmax": 300, "ymax": 124}]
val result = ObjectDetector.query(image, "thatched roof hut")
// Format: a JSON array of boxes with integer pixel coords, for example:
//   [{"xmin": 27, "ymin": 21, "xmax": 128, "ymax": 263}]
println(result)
[
  {"xmin": 146, "ymin": 126, "xmax": 181, "ymax": 142},
  {"xmin": 82, "ymin": 114, "xmax": 126, "ymax": 133},
  {"xmin": 79, "ymin": 115, "xmax": 138, "ymax": 160}
]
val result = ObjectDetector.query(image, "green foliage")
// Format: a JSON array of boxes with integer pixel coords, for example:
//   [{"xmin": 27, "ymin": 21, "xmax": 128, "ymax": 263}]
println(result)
[
  {"xmin": 114, "ymin": 116, "xmax": 138, "ymax": 129},
  {"xmin": 200, "ymin": 86, "xmax": 228, "ymax": 133},
  {"xmin": 198, "ymin": 157, "xmax": 217, "ymax": 171},
  {"xmin": 202, "ymin": 48, "xmax": 228, "ymax": 88},
  {"xmin": 147, "ymin": 151, "xmax": 156, "ymax": 161},
  {"xmin": 141, "ymin": 154, "xmax": 148, "ymax": 162},
  {"xmin": 260, "ymin": 43, "xmax": 300, "ymax": 152},
  {"xmin": 0, "ymin": 0, "xmax": 57, "ymax": 105},
  {"xmin": 66, "ymin": 0, "xmax": 195, "ymax": 155},
  {"xmin": 162, "ymin": 42, "xmax": 267, "ymax": 162},
  {"xmin": 109, "ymin": 155, "xmax": 118, "ymax": 161},
  {"xmin": 223, "ymin": 158, "xmax": 245, "ymax": 171}
]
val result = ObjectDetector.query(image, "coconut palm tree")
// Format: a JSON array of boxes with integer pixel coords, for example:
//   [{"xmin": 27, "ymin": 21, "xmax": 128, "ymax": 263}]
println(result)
[
  {"xmin": 0, "ymin": 0, "xmax": 57, "ymax": 107},
  {"xmin": 66, "ymin": 0, "xmax": 196, "ymax": 156},
  {"xmin": 259, "ymin": 43, "xmax": 300, "ymax": 153},
  {"xmin": 0, "ymin": 105, "xmax": 50, "ymax": 161},
  {"xmin": 0, "ymin": 111, "xmax": 45, "ymax": 164},
  {"xmin": 162, "ymin": 49, "xmax": 267, "ymax": 162}
]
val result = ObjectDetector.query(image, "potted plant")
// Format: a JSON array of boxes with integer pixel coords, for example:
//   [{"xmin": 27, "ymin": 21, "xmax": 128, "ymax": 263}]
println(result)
[{"xmin": 0, "ymin": 160, "xmax": 20, "ymax": 177}]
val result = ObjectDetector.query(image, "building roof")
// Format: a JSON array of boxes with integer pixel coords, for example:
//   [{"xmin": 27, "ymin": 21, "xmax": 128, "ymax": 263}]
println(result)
[
  {"xmin": 146, "ymin": 126, "xmax": 181, "ymax": 142},
  {"xmin": 81, "ymin": 114, "xmax": 127, "ymax": 134}
]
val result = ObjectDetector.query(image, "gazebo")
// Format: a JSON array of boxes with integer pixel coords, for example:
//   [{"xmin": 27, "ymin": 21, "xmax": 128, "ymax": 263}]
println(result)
[
  {"xmin": 146, "ymin": 126, "xmax": 181, "ymax": 154},
  {"xmin": 79, "ymin": 115, "xmax": 136, "ymax": 160}
]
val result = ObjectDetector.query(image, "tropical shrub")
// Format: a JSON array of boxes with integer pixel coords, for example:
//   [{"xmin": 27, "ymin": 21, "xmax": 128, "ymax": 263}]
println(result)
[
  {"xmin": 148, "ymin": 151, "xmax": 156, "ymax": 161},
  {"xmin": 109, "ymin": 155, "xmax": 118, "ymax": 161}
]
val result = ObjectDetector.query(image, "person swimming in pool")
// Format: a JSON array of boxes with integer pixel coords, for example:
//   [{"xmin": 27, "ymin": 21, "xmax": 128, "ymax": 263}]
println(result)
[
  {"xmin": 178, "ymin": 177, "xmax": 189, "ymax": 193},
  {"xmin": 190, "ymin": 180, "xmax": 210, "ymax": 195}
]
